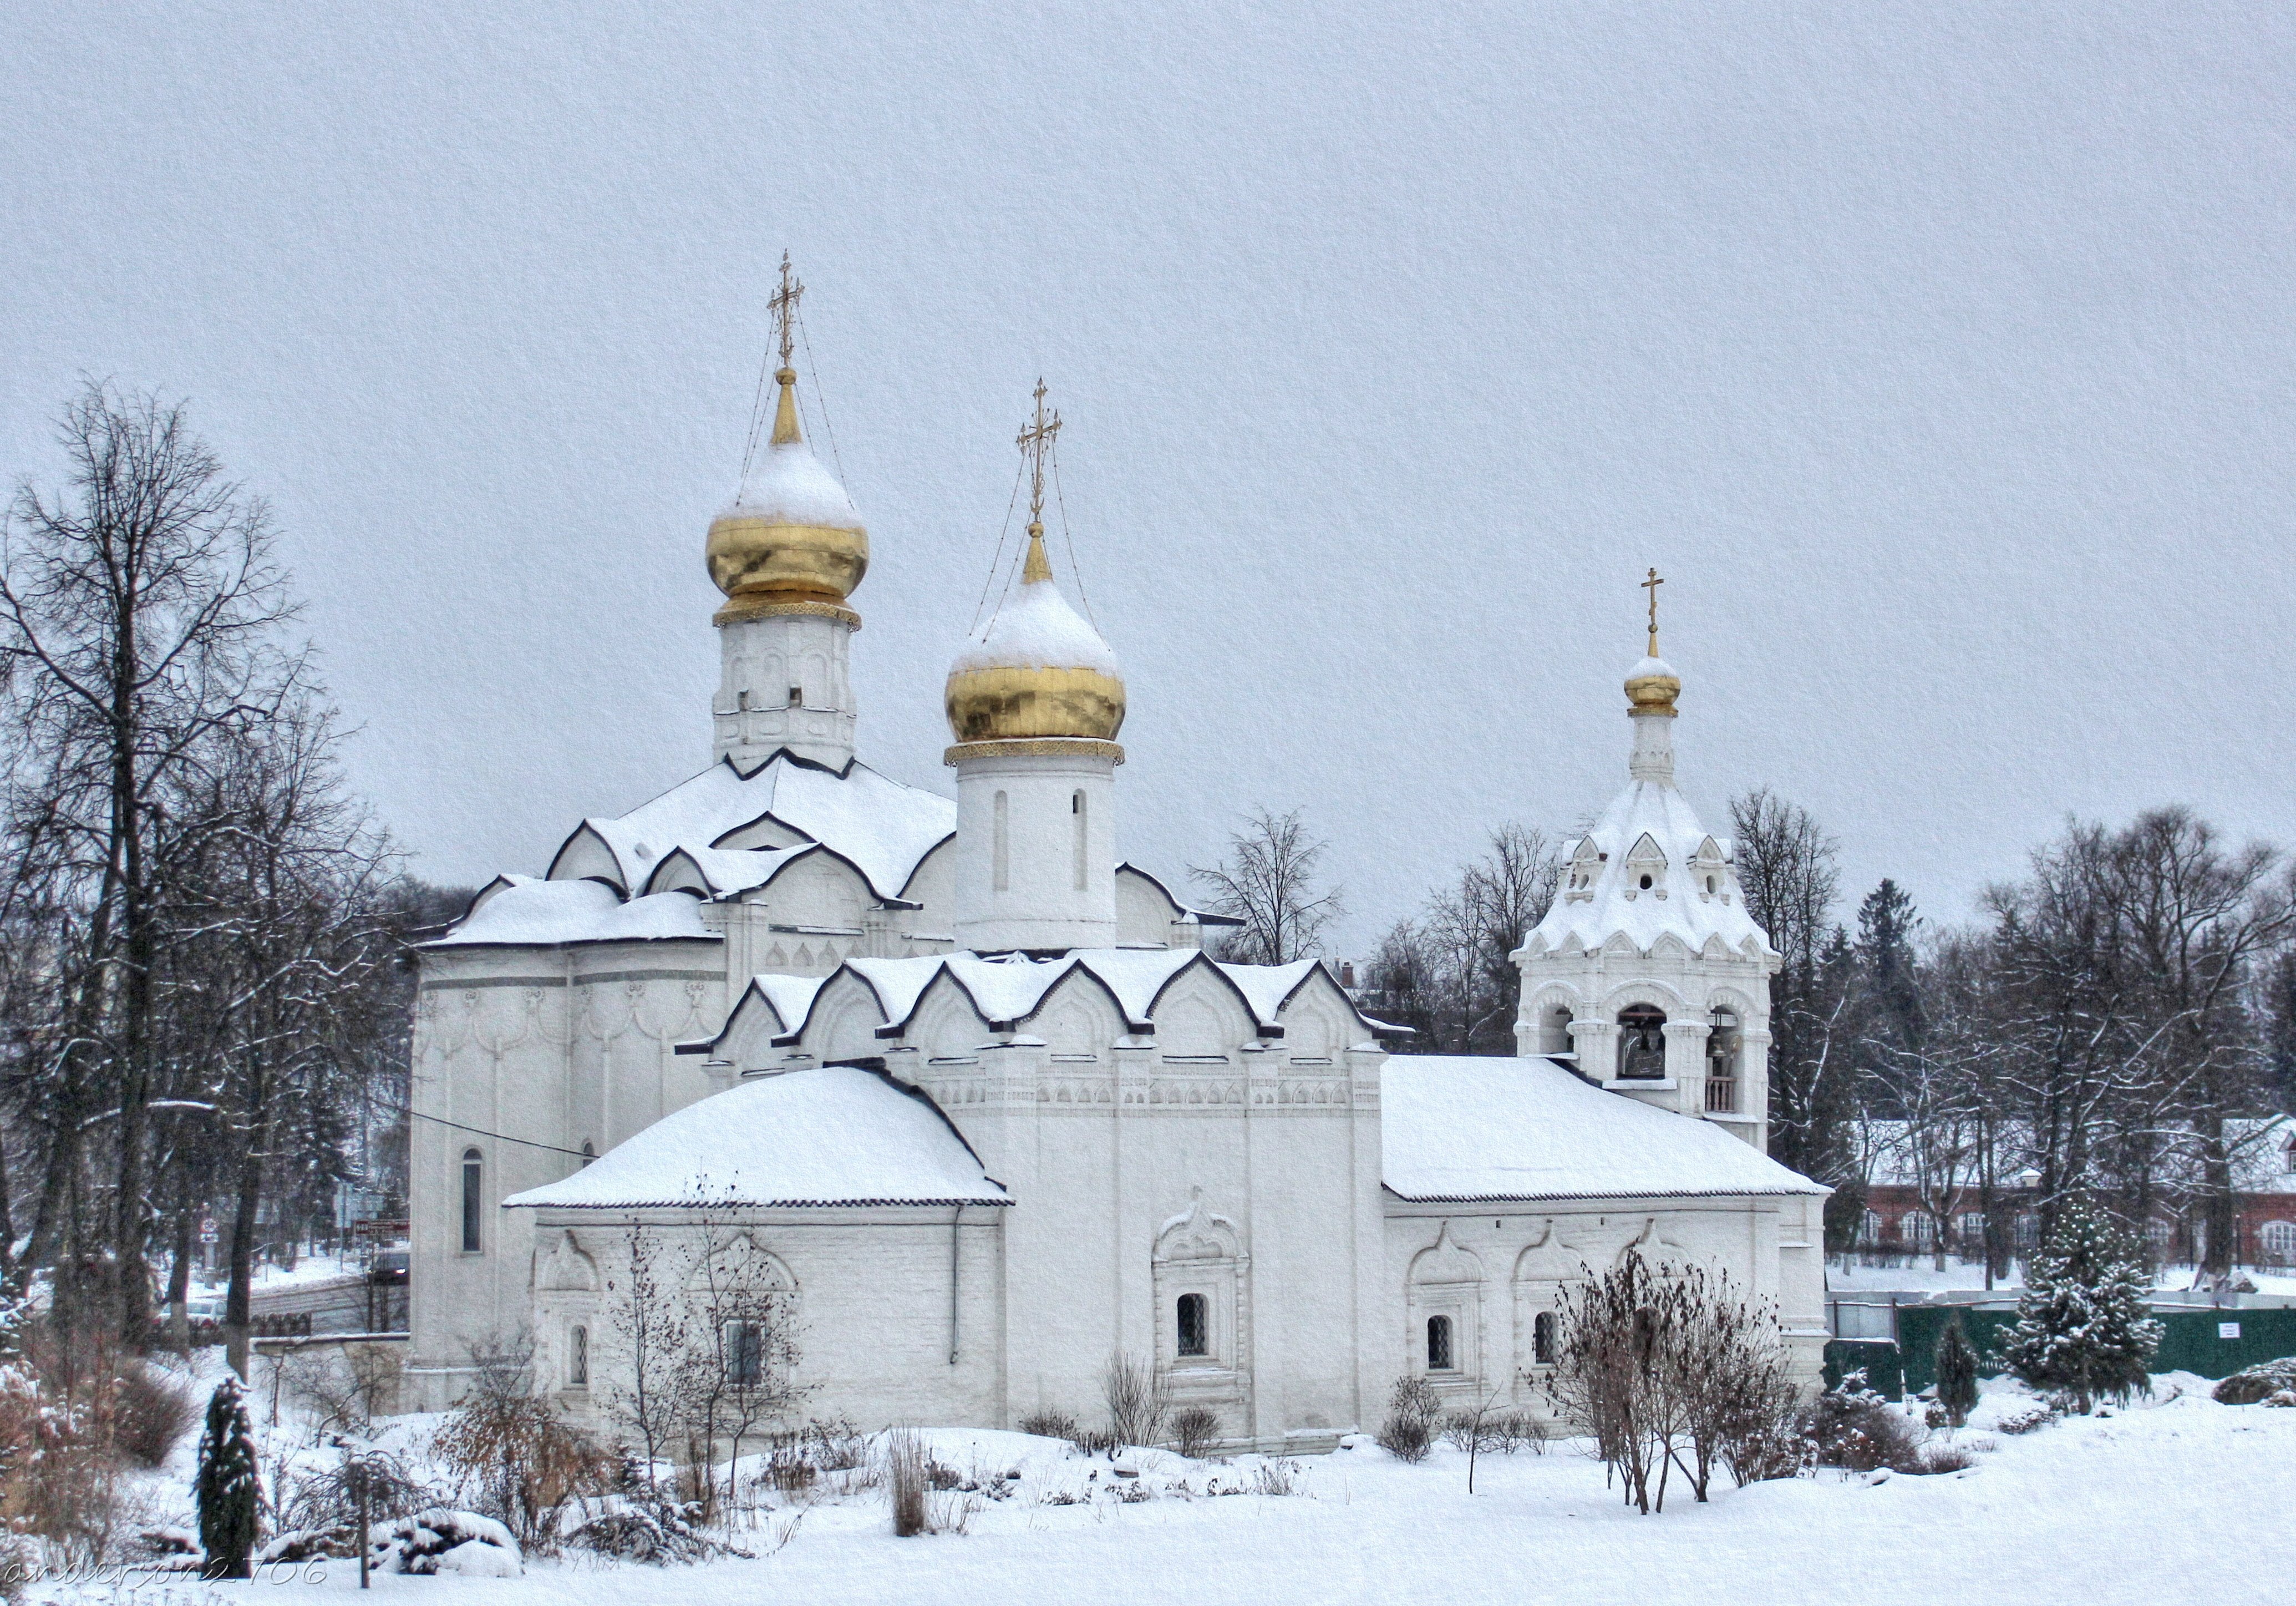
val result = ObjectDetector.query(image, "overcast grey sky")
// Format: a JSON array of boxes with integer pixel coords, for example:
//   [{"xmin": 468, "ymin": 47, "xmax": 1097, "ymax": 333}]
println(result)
[{"xmin": 6, "ymin": 4, "xmax": 2292, "ymax": 954}]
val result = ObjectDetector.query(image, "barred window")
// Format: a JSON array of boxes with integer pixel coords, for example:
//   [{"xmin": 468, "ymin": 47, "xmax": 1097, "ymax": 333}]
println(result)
[
  {"xmin": 1177, "ymin": 1293, "xmax": 1208, "ymax": 1357},
  {"xmin": 1426, "ymin": 1314, "xmax": 1454, "ymax": 1371}
]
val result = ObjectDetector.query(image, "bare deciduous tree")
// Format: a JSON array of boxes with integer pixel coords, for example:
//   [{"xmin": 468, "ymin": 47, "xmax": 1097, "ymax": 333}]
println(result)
[{"xmin": 1189, "ymin": 807, "xmax": 1342, "ymax": 965}]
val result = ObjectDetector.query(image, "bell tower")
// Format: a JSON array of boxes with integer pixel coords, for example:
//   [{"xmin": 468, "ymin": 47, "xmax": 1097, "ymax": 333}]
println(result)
[
  {"xmin": 705, "ymin": 255, "xmax": 867, "ymax": 771},
  {"xmin": 1511, "ymin": 573, "xmax": 1780, "ymax": 1148}
]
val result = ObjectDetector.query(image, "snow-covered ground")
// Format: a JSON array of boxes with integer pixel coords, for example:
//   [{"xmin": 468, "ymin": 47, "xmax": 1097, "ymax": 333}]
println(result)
[{"xmin": 43, "ymin": 1369, "xmax": 2296, "ymax": 1606}]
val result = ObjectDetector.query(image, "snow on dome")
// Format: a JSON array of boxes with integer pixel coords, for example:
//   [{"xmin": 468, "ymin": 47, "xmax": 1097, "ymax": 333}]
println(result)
[
  {"xmin": 503, "ymin": 1065, "xmax": 1010, "ymax": 1210},
  {"xmin": 952, "ymin": 575, "xmax": 1119, "ymax": 676},
  {"xmin": 1626, "ymin": 655, "xmax": 1677, "ymax": 681},
  {"xmin": 431, "ymin": 877, "xmax": 714, "ymax": 948},
  {"xmin": 718, "ymin": 437, "xmax": 861, "ymax": 529},
  {"xmin": 1383, "ymin": 1056, "xmax": 1825, "ymax": 1202}
]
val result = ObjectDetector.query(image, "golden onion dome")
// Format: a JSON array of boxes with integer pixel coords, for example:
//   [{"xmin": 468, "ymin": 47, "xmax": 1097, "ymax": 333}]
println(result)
[
  {"xmin": 1624, "ymin": 652, "xmax": 1680, "ymax": 716},
  {"xmin": 705, "ymin": 369, "xmax": 868, "ymax": 626},
  {"xmin": 944, "ymin": 527, "xmax": 1126, "ymax": 744}
]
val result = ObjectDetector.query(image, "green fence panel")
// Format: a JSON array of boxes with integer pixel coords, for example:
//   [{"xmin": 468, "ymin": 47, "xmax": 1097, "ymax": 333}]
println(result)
[
  {"xmin": 1822, "ymin": 1339, "xmax": 1903, "ymax": 1400},
  {"xmin": 1892, "ymin": 1303, "xmax": 2296, "ymax": 1398}
]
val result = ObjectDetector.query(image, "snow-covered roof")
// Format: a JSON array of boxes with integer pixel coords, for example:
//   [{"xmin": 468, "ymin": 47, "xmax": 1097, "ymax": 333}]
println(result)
[
  {"xmin": 547, "ymin": 753, "xmax": 955, "ymax": 904},
  {"xmin": 428, "ymin": 877, "xmax": 715, "ymax": 948},
  {"xmin": 1382, "ymin": 1056, "xmax": 1826, "ymax": 1202},
  {"xmin": 952, "ymin": 573, "xmax": 1117, "ymax": 676},
  {"xmin": 504, "ymin": 1065, "xmax": 1010, "ymax": 1210},
  {"xmin": 1522, "ymin": 772, "xmax": 1775, "ymax": 962},
  {"xmin": 718, "ymin": 434, "xmax": 861, "ymax": 529},
  {"xmin": 1116, "ymin": 862, "xmax": 1245, "ymax": 928},
  {"xmin": 708, "ymin": 949, "xmax": 1369, "ymax": 1049}
]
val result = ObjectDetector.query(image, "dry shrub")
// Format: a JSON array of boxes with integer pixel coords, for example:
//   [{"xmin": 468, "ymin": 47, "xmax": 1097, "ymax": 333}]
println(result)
[
  {"xmin": 1251, "ymin": 1457, "xmax": 1301, "ymax": 1496},
  {"xmin": 1441, "ymin": 1408, "xmax": 1550, "ymax": 1456},
  {"xmin": 1017, "ymin": 1409, "xmax": 1078, "ymax": 1442},
  {"xmin": 885, "ymin": 1427, "xmax": 929, "ymax": 1537},
  {"xmin": 110, "ymin": 1364, "xmax": 194, "ymax": 1468},
  {"xmin": 1911, "ymin": 1441, "xmax": 1975, "ymax": 1475},
  {"xmin": 1376, "ymin": 1375, "xmax": 1439, "ymax": 1463},
  {"xmin": 433, "ymin": 1342, "xmax": 614, "ymax": 1553},
  {"xmin": 1100, "ymin": 1352, "xmax": 1169, "ymax": 1450},
  {"xmin": 1169, "ymin": 1406, "xmax": 1220, "ymax": 1459}
]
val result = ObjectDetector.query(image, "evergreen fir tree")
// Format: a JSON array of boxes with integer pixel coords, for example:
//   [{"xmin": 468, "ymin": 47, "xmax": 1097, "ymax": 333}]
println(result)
[
  {"xmin": 195, "ymin": 1375, "xmax": 261, "ymax": 1579},
  {"xmin": 1933, "ymin": 1310, "xmax": 1980, "ymax": 1427},
  {"xmin": 1998, "ymin": 1199, "xmax": 2163, "ymax": 1412}
]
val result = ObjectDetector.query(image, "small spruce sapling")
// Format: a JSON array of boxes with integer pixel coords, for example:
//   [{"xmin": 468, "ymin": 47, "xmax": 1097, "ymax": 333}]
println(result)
[
  {"xmin": 195, "ymin": 1376, "xmax": 262, "ymax": 1579},
  {"xmin": 1998, "ymin": 1199, "xmax": 2163, "ymax": 1413},
  {"xmin": 1933, "ymin": 1311, "xmax": 1980, "ymax": 1429}
]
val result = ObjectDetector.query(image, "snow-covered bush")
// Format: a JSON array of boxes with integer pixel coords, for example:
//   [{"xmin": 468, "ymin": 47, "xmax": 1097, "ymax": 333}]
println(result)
[
  {"xmin": 2211, "ymin": 1357, "xmax": 2296, "ymax": 1405},
  {"xmin": 1799, "ymin": 1371, "xmax": 1923, "ymax": 1473},
  {"xmin": 1977, "ymin": 1397, "xmax": 2054, "ymax": 1436},
  {"xmin": 194, "ymin": 1376, "xmax": 262, "ymax": 1580},
  {"xmin": 565, "ymin": 1497, "xmax": 718, "ymax": 1565},
  {"xmin": 1998, "ymin": 1200, "xmax": 2162, "ymax": 1412},
  {"xmin": 368, "ymin": 1509, "xmax": 522, "ymax": 1576},
  {"xmin": 1376, "ymin": 1375, "xmax": 1439, "ymax": 1463}
]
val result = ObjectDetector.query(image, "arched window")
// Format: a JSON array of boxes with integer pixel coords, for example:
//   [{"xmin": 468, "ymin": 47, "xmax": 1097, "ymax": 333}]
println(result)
[
  {"xmin": 2283, "ymin": 1135, "xmax": 2296, "ymax": 1175},
  {"xmin": 1860, "ymin": 1209, "xmax": 1883, "ymax": 1248},
  {"xmin": 579, "ymin": 1141, "xmax": 595, "ymax": 1168},
  {"xmin": 1906, "ymin": 1212, "xmax": 1937, "ymax": 1251},
  {"xmin": 460, "ymin": 1148, "xmax": 484, "ymax": 1253},
  {"xmin": 568, "ymin": 1325, "xmax": 589, "ymax": 1388},
  {"xmin": 1532, "ymin": 1309, "xmax": 1557, "ymax": 1366},
  {"xmin": 1071, "ymin": 789, "xmax": 1089, "ymax": 891},
  {"xmin": 993, "ymin": 791, "xmax": 1010, "ymax": 893},
  {"xmin": 1617, "ymin": 1004, "xmax": 1667, "ymax": 1080},
  {"xmin": 1426, "ymin": 1314, "xmax": 1454, "ymax": 1371},
  {"xmin": 1176, "ymin": 1293, "xmax": 1208, "ymax": 1357}
]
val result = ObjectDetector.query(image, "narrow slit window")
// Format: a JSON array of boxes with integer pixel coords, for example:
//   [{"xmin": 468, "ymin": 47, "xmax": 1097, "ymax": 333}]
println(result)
[
  {"xmin": 1071, "ymin": 790, "xmax": 1088, "ymax": 891},
  {"xmin": 1426, "ymin": 1314, "xmax": 1454, "ymax": 1371},
  {"xmin": 1533, "ymin": 1310, "xmax": 1557, "ymax": 1366},
  {"xmin": 1176, "ymin": 1293, "xmax": 1208, "ymax": 1357},
  {"xmin": 568, "ymin": 1325, "xmax": 589, "ymax": 1387},
  {"xmin": 460, "ymin": 1148, "xmax": 484, "ymax": 1253},
  {"xmin": 788, "ymin": 685, "xmax": 803, "ymax": 707},
  {"xmin": 580, "ymin": 1141, "xmax": 595, "ymax": 1168}
]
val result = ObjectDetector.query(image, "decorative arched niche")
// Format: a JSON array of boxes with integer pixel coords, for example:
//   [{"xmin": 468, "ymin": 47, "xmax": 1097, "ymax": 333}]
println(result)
[
  {"xmin": 536, "ymin": 1230, "xmax": 602, "ymax": 1395},
  {"xmin": 1406, "ymin": 1222, "xmax": 1485, "ymax": 1390},
  {"xmin": 1511, "ymin": 1222, "xmax": 1581, "ymax": 1388},
  {"xmin": 1153, "ymin": 1190, "xmax": 1250, "ymax": 1418}
]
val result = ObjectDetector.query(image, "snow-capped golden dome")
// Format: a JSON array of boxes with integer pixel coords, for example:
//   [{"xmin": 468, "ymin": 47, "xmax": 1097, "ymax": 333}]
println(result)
[
  {"xmin": 944, "ymin": 526, "xmax": 1125, "ymax": 744},
  {"xmin": 706, "ymin": 369, "xmax": 868, "ymax": 626}
]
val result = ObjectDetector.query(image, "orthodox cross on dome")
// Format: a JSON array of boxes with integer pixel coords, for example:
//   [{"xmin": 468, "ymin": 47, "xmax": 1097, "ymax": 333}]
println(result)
[
  {"xmin": 1642, "ymin": 566, "xmax": 1664, "ymax": 655},
  {"xmin": 765, "ymin": 252, "xmax": 806, "ymax": 446},
  {"xmin": 1016, "ymin": 379, "xmax": 1063, "ymax": 580},
  {"xmin": 769, "ymin": 251, "xmax": 804, "ymax": 370}
]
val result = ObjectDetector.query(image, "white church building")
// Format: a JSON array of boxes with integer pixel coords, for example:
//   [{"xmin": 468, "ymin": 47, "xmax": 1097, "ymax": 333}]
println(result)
[{"xmin": 403, "ymin": 296, "xmax": 1828, "ymax": 1448}]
